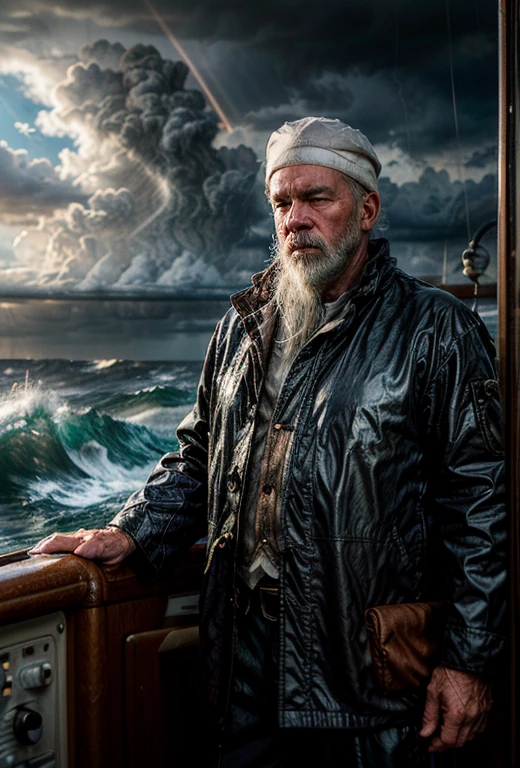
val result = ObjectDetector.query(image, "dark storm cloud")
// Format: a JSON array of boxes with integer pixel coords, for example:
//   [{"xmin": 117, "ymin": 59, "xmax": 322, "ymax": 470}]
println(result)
[
  {"xmin": 18, "ymin": 0, "xmax": 490, "ymax": 64},
  {"xmin": 8, "ymin": 0, "xmax": 496, "ymax": 75},
  {"xmin": 78, "ymin": 40, "xmax": 126, "ymax": 70},
  {"xmin": 379, "ymin": 169, "xmax": 497, "ymax": 241},
  {"xmin": 0, "ymin": 12, "xmax": 49, "ymax": 43},
  {"xmin": 466, "ymin": 145, "xmax": 498, "ymax": 169},
  {"xmin": 0, "ymin": 1, "xmax": 497, "ymax": 156},
  {"xmin": 179, "ymin": 0, "xmax": 497, "ymax": 157}
]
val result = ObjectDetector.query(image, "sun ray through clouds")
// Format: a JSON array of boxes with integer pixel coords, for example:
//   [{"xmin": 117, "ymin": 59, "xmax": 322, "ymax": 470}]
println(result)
[{"xmin": 141, "ymin": 0, "xmax": 233, "ymax": 132}]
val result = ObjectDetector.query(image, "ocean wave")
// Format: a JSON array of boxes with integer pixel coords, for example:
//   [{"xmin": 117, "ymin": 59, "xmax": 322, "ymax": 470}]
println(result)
[
  {"xmin": 31, "ymin": 441, "xmax": 152, "ymax": 509},
  {"xmin": 90, "ymin": 359, "xmax": 121, "ymax": 370},
  {"xmin": 100, "ymin": 384, "xmax": 192, "ymax": 414},
  {"xmin": 0, "ymin": 361, "xmax": 199, "ymax": 552},
  {"xmin": 0, "ymin": 384, "xmax": 169, "ymax": 504}
]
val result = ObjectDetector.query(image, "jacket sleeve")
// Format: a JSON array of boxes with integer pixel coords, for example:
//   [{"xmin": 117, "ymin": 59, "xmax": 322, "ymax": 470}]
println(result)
[
  {"xmin": 108, "ymin": 323, "xmax": 220, "ymax": 580},
  {"xmin": 421, "ymin": 316, "xmax": 506, "ymax": 675}
]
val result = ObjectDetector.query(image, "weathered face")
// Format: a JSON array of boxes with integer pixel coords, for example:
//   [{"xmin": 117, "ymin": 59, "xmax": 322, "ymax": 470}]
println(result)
[{"xmin": 268, "ymin": 164, "xmax": 361, "ymax": 258}]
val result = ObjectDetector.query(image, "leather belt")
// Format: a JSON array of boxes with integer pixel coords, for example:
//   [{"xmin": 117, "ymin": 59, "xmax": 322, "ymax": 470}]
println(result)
[{"xmin": 236, "ymin": 578, "xmax": 280, "ymax": 621}]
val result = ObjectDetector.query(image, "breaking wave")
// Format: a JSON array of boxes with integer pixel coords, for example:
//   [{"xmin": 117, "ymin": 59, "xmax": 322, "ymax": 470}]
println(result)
[
  {"xmin": 0, "ymin": 360, "xmax": 199, "ymax": 553},
  {"xmin": 0, "ymin": 385, "xmax": 171, "ymax": 504}
]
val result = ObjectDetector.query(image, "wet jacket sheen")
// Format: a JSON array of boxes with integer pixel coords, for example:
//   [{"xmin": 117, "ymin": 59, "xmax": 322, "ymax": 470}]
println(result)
[{"xmin": 112, "ymin": 239, "xmax": 506, "ymax": 729}]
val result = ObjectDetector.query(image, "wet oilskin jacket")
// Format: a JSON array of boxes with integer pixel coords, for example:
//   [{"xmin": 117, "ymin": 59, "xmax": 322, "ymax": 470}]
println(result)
[{"xmin": 111, "ymin": 238, "xmax": 506, "ymax": 730}]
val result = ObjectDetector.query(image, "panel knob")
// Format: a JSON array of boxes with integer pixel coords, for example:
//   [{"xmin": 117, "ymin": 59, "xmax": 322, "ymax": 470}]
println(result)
[
  {"xmin": 14, "ymin": 707, "xmax": 43, "ymax": 745},
  {"xmin": 20, "ymin": 662, "xmax": 52, "ymax": 689}
]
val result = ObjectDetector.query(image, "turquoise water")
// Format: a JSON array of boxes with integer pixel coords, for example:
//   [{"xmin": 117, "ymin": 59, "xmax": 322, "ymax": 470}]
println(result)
[{"xmin": 0, "ymin": 360, "xmax": 201, "ymax": 554}]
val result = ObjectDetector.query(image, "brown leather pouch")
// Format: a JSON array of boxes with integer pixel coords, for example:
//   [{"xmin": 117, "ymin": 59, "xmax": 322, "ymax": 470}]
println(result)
[{"xmin": 364, "ymin": 601, "xmax": 448, "ymax": 694}]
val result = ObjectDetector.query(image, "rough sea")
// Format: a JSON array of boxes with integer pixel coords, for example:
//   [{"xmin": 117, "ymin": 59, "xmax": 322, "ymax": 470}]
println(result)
[{"xmin": 0, "ymin": 359, "xmax": 201, "ymax": 555}]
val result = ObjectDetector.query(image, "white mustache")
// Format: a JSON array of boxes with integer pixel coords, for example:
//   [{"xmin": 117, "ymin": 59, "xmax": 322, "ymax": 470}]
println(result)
[{"xmin": 286, "ymin": 233, "xmax": 325, "ymax": 252}]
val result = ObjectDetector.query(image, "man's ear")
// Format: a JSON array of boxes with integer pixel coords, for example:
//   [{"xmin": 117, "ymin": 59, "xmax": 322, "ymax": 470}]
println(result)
[{"xmin": 360, "ymin": 191, "xmax": 381, "ymax": 232}]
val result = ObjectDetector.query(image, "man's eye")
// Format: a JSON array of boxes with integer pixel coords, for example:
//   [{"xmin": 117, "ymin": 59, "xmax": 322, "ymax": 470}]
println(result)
[
  {"xmin": 310, "ymin": 197, "xmax": 326, "ymax": 203},
  {"xmin": 274, "ymin": 201, "xmax": 290, "ymax": 210}
]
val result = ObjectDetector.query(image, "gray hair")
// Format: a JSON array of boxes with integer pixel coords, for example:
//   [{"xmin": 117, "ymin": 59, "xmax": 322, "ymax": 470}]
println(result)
[{"xmin": 340, "ymin": 174, "xmax": 368, "ymax": 208}]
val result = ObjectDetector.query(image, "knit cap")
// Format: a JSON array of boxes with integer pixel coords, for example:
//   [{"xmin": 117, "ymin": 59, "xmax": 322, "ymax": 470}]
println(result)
[{"xmin": 265, "ymin": 117, "xmax": 381, "ymax": 191}]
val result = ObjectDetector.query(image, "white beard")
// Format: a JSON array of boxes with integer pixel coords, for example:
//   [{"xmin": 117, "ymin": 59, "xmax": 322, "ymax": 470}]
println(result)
[{"xmin": 271, "ymin": 218, "xmax": 362, "ymax": 362}]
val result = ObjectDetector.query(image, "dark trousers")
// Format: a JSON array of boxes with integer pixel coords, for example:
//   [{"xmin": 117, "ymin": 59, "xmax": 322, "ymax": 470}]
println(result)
[{"xmin": 211, "ymin": 584, "xmax": 429, "ymax": 768}]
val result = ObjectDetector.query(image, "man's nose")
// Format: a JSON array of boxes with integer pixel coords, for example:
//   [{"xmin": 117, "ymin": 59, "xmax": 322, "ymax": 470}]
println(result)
[{"xmin": 284, "ymin": 201, "xmax": 312, "ymax": 234}]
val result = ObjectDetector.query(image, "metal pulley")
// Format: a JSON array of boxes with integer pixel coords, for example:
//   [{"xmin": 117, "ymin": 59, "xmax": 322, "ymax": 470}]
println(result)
[
  {"xmin": 461, "ymin": 220, "xmax": 496, "ymax": 311},
  {"xmin": 461, "ymin": 242, "xmax": 491, "ymax": 281}
]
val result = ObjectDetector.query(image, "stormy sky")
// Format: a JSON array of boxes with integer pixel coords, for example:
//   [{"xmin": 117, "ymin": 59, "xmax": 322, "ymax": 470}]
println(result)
[{"xmin": 0, "ymin": 0, "xmax": 499, "ymax": 293}]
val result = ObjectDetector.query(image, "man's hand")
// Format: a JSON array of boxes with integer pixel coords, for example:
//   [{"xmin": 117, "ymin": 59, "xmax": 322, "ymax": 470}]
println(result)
[
  {"xmin": 419, "ymin": 665, "xmax": 492, "ymax": 752},
  {"xmin": 28, "ymin": 527, "xmax": 136, "ymax": 566}
]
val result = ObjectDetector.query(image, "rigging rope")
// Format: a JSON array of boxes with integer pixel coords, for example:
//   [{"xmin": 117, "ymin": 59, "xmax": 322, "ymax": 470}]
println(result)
[
  {"xmin": 393, "ymin": 10, "xmax": 412, "ymax": 156},
  {"xmin": 445, "ymin": 0, "xmax": 472, "ymax": 241}
]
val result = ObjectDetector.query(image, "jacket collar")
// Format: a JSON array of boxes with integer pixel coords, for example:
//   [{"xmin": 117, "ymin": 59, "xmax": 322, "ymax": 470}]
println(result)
[{"xmin": 231, "ymin": 238, "xmax": 396, "ymax": 336}]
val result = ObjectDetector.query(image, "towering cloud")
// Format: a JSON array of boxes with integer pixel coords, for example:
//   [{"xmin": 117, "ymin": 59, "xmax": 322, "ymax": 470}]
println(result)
[{"xmin": 16, "ymin": 41, "xmax": 259, "ymax": 291}]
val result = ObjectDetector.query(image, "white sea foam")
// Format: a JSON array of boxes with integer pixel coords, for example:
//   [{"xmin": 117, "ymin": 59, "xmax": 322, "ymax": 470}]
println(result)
[
  {"xmin": 91, "ymin": 359, "xmax": 121, "ymax": 370},
  {"xmin": 29, "ymin": 440, "xmax": 149, "ymax": 508},
  {"xmin": 0, "ymin": 381, "xmax": 64, "ymax": 428}
]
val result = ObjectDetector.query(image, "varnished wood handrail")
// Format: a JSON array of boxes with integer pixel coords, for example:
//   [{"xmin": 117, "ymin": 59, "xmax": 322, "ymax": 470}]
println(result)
[{"xmin": 0, "ymin": 545, "xmax": 205, "ymax": 625}]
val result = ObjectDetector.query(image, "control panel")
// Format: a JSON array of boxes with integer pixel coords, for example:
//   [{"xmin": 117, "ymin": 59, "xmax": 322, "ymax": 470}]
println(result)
[{"xmin": 0, "ymin": 613, "xmax": 67, "ymax": 768}]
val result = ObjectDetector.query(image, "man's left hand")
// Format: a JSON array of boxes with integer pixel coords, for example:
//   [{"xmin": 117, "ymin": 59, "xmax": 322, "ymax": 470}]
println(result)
[{"xmin": 419, "ymin": 665, "xmax": 492, "ymax": 752}]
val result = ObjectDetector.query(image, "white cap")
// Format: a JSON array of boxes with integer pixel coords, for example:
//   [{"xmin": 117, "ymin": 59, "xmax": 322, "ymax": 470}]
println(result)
[{"xmin": 265, "ymin": 117, "xmax": 381, "ymax": 192}]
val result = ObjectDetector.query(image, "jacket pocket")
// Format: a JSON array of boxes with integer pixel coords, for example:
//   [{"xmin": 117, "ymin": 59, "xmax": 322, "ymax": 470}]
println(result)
[{"xmin": 470, "ymin": 379, "xmax": 504, "ymax": 457}]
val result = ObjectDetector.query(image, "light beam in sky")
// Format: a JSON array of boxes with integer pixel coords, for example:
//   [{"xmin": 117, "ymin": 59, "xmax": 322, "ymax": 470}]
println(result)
[{"xmin": 142, "ymin": 0, "xmax": 233, "ymax": 132}]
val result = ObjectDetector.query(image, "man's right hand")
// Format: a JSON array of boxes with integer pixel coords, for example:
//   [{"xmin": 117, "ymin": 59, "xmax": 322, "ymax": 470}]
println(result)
[{"xmin": 28, "ymin": 527, "xmax": 136, "ymax": 566}]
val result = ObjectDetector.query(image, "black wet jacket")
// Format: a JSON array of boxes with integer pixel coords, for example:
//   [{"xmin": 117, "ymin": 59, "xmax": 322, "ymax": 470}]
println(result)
[{"xmin": 112, "ymin": 239, "xmax": 506, "ymax": 729}]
